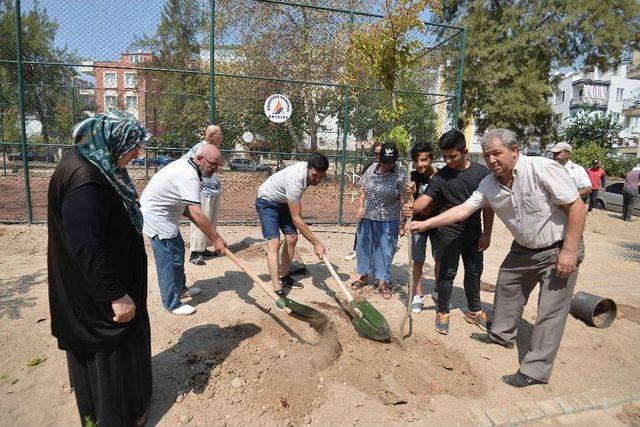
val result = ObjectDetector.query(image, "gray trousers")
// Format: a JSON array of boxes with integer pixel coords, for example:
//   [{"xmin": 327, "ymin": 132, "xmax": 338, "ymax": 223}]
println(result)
[{"xmin": 491, "ymin": 240, "xmax": 585, "ymax": 383}]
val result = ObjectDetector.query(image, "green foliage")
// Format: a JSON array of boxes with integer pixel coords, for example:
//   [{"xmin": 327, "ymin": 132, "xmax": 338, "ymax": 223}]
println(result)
[
  {"xmin": 133, "ymin": 0, "xmax": 209, "ymax": 148},
  {"xmin": 83, "ymin": 416, "xmax": 97, "ymax": 427},
  {"xmin": 0, "ymin": 0, "xmax": 77, "ymax": 144},
  {"xmin": 440, "ymin": 0, "xmax": 640, "ymax": 138},
  {"xmin": 561, "ymin": 112, "xmax": 622, "ymax": 149},
  {"xmin": 26, "ymin": 356, "xmax": 46, "ymax": 367},
  {"xmin": 346, "ymin": 0, "xmax": 439, "ymax": 156},
  {"xmin": 572, "ymin": 142, "xmax": 638, "ymax": 179}
]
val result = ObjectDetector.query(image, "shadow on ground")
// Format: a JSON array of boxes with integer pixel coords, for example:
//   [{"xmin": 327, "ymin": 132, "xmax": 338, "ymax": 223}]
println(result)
[
  {"xmin": 0, "ymin": 267, "xmax": 46, "ymax": 319},
  {"xmin": 147, "ymin": 323, "xmax": 261, "ymax": 425}
]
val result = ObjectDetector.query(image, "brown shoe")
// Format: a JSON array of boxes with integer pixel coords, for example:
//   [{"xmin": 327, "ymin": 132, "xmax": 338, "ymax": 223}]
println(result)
[
  {"xmin": 464, "ymin": 310, "xmax": 492, "ymax": 331},
  {"xmin": 435, "ymin": 312, "xmax": 450, "ymax": 334}
]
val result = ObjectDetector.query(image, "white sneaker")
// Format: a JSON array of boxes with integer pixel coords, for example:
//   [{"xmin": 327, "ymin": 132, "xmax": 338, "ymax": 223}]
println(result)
[
  {"xmin": 181, "ymin": 286, "xmax": 201, "ymax": 298},
  {"xmin": 344, "ymin": 250, "xmax": 357, "ymax": 261},
  {"xmin": 411, "ymin": 295, "xmax": 424, "ymax": 313},
  {"xmin": 171, "ymin": 304, "xmax": 196, "ymax": 315}
]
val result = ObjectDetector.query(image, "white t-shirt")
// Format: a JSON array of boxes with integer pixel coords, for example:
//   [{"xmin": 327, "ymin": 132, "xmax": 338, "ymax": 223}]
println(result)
[
  {"xmin": 141, "ymin": 158, "xmax": 202, "ymax": 239},
  {"xmin": 257, "ymin": 162, "xmax": 308, "ymax": 204},
  {"xmin": 564, "ymin": 160, "xmax": 591, "ymax": 191}
]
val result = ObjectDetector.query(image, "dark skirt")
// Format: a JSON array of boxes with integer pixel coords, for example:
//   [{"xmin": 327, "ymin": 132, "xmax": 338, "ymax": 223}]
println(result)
[{"xmin": 66, "ymin": 326, "xmax": 152, "ymax": 427}]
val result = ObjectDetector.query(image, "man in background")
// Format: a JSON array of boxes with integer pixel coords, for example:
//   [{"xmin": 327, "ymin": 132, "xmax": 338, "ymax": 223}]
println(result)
[
  {"xmin": 587, "ymin": 160, "xmax": 606, "ymax": 214},
  {"xmin": 550, "ymin": 142, "xmax": 591, "ymax": 205}
]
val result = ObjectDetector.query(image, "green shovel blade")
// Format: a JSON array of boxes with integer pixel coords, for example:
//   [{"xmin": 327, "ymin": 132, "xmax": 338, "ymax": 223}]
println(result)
[
  {"xmin": 280, "ymin": 297, "xmax": 328, "ymax": 329},
  {"xmin": 350, "ymin": 299, "xmax": 390, "ymax": 341}
]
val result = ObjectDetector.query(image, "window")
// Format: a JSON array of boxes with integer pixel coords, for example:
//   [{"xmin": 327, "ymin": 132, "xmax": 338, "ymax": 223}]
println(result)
[
  {"xmin": 611, "ymin": 112, "xmax": 620, "ymax": 123},
  {"xmin": 616, "ymin": 88, "xmax": 624, "ymax": 102},
  {"xmin": 128, "ymin": 55, "xmax": 144, "ymax": 63},
  {"xmin": 103, "ymin": 72, "xmax": 117, "ymax": 88},
  {"xmin": 631, "ymin": 116, "xmax": 640, "ymax": 127},
  {"xmin": 125, "ymin": 95, "xmax": 138, "ymax": 111},
  {"xmin": 124, "ymin": 72, "xmax": 137, "ymax": 88},
  {"xmin": 105, "ymin": 94, "xmax": 117, "ymax": 110},
  {"xmin": 555, "ymin": 91, "xmax": 565, "ymax": 104}
]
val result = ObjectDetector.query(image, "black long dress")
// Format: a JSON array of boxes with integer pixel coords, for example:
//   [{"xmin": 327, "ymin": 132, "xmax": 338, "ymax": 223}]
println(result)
[{"xmin": 48, "ymin": 150, "xmax": 152, "ymax": 427}]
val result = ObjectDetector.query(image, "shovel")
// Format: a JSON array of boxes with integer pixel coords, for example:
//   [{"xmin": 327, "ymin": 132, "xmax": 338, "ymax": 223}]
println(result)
[
  {"xmin": 225, "ymin": 249, "xmax": 327, "ymax": 328},
  {"xmin": 322, "ymin": 255, "xmax": 390, "ymax": 341}
]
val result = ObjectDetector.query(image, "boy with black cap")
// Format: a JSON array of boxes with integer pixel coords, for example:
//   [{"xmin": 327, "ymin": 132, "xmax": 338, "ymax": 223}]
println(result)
[{"xmin": 352, "ymin": 142, "xmax": 407, "ymax": 298}]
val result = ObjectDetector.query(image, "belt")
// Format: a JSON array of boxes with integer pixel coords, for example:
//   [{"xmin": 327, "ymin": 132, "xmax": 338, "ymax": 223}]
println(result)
[{"xmin": 513, "ymin": 240, "xmax": 563, "ymax": 252}]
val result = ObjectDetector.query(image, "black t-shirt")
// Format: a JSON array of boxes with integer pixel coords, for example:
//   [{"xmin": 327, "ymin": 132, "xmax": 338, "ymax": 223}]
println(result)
[
  {"xmin": 411, "ymin": 169, "xmax": 436, "ymax": 222},
  {"xmin": 424, "ymin": 161, "xmax": 490, "ymax": 237}
]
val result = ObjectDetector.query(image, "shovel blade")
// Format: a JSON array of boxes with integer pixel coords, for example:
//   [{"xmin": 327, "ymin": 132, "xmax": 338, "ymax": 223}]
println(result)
[
  {"xmin": 350, "ymin": 299, "xmax": 390, "ymax": 341},
  {"xmin": 280, "ymin": 297, "xmax": 328, "ymax": 328}
]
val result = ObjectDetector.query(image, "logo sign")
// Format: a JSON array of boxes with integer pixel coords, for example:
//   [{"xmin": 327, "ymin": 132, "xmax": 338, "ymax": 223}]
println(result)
[
  {"xmin": 264, "ymin": 94, "xmax": 292, "ymax": 123},
  {"xmin": 242, "ymin": 131, "xmax": 254, "ymax": 143}
]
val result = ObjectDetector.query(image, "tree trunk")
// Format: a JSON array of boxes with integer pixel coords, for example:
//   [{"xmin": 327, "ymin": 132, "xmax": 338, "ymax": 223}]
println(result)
[{"xmin": 285, "ymin": 120, "xmax": 304, "ymax": 152}]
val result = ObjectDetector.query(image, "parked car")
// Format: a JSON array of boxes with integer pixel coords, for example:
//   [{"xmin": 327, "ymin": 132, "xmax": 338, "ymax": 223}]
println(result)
[
  {"xmin": 131, "ymin": 155, "xmax": 174, "ymax": 167},
  {"xmin": 595, "ymin": 182, "xmax": 640, "ymax": 217},
  {"xmin": 229, "ymin": 158, "xmax": 271, "ymax": 172},
  {"xmin": 7, "ymin": 151, "xmax": 54, "ymax": 162}
]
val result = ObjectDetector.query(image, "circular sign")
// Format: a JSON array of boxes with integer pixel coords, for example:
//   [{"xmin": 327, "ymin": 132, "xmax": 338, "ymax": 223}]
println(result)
[
  {"xmin": 264, "ymin": 94, "xmax": 292, "ymax": 123},
  {"xmin": 242, "ymin": 131, "xmax": 254, "ymax": 143}
]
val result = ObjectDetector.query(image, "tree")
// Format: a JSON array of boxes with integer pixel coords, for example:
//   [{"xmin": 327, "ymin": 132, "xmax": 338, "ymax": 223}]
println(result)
[
  {"xmin": 0, "ymin": 0, "xmax": 77, "ymax": 144},
  {"xmin": 345, "ymin": 0, "xmax": 440, "ymax": 155},
  {"xmin": 561, "ymin": 112, "xmax": 622, "ymax": 149},
  {"xmin": 133, "ymin": 0, "xmax": 209, "ymax": 148},
  {"xmin": 439, "ymin": 0, "xmax": 640, "ymax": 138}
]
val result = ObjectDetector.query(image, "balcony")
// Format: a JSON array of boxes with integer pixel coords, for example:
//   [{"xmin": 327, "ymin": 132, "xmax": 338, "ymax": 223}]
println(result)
[
  {"xmin": 569, "ymin": 97, "xmax": 608, "ymax": 109},
  {"xmin": 628, "ymin": 62, "xmax": 640, "ymax": 80}
]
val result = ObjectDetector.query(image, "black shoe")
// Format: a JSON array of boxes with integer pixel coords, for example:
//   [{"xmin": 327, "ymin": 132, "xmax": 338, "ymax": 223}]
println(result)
[
  {"xmin": 189, "ymin": 253, "xmax": 205, "ymax": 266},
  {"xmin": 280, "ymin": 275, "xmax": 303, "ymax": 289},
  {"xmin": 201, "ymin": 249, "xmax": 219, "ymax": 258},
  {"xmin": 274, "ymin": 289, "xmax": 287, "ymax": 298},
  {"xmin": 470, "ymin": 332, "xmax": 514, "ymax": 349},
  {"xmin": 501, "ymin": 371, "xmax": 546, "ymax": 388}
]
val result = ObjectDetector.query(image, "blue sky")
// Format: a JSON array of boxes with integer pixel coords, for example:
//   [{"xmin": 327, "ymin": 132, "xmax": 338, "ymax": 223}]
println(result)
[{"xmin": 25, "ymin": 0, "xmax": 165, "ymax": 60}]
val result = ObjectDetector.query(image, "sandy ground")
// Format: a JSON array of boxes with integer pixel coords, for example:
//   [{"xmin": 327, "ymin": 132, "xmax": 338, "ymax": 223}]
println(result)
[{"xmin": 0, "ymin": 209, "xmax": 639, "ymax": 426}]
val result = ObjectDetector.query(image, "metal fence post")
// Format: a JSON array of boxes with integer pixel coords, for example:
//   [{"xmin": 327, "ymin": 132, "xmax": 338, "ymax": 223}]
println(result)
[
  {"xmin": 15, "ymin": 0, "xmax": 33, "ymax": 223},
  {"xmin": 337, "ymin": 11, "xmax": 354, "ymax": 226},
  {"xmin": 0, "ymin": 80, "xmax": 5, "ymax": 176},
  {"xmin": 71, "ymin": 84, "xmax": 76, "ymax": 124},
  {"xmin": 452, "ymin": 27, "xmax": 467, "ymax": 130},
  {"xmin": 209, "ymin": 0, "xmax": 216, "ymax": 124}
]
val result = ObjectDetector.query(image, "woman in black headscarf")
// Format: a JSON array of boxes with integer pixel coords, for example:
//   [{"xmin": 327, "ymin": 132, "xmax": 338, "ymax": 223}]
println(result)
[{"xmin": 48, "ymin": 111, "xmax": 152, "ymax": 426}]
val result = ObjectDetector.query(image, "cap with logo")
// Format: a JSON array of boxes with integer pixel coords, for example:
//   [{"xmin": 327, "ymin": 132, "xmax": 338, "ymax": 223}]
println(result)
[{"xmin": 379, "ymin": 142, "xmax": 399, "ymax": 164}]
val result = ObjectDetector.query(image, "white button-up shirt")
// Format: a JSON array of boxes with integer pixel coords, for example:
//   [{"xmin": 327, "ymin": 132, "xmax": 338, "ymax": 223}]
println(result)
[
  {"xmin": 465, "ymin": 155, "xmax": 579, "ymax": 249},
  {"xmin": 564, "ymin": 160, "xmax": 591, "ymax": 191}
]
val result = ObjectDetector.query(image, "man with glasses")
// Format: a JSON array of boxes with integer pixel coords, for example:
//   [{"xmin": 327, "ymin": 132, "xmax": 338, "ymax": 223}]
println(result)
[
  {"xmin": 141, "ymin": 144, "xmax": 227, "ymax": 315},
  {"xmin": 183, "ymin": 125, "xmax": 224, "ymax": 265}
]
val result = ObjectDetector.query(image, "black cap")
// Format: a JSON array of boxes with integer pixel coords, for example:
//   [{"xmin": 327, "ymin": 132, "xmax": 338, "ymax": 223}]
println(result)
[{"xmin": 379, "ymin": 142, "xmax": 398, "ymax": 164}]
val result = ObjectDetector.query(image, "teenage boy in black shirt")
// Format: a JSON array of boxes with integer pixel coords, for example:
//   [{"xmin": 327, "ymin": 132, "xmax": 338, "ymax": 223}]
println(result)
[
  {"xmin": 405, "ymin": 142, "xmax": 440, "ymax": 314},
  {"xmin": 403, "ymin": 130, "xmax": 494, "ymax": 335}
]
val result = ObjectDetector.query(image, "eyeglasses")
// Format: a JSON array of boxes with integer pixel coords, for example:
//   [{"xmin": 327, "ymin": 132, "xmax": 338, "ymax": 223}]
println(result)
[{"xmin": 202, "ymin": 156, "xmax": 219, "ymax": 167}]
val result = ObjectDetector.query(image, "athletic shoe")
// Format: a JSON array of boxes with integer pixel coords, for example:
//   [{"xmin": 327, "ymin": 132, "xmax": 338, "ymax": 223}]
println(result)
[
  {"xmin": 181, "ymin": 286, "xmax": 202, "ymax": 298},
  {"xmin": 411, "ymin": 295, "xmax": 424, "ymax": 314},
  {"xmin": 434, "ymin": 312, "xmax": 450, "ymax": 335},
  {"xmin": 201, "ymin": 249, "xmax": 219, "ymax": 258},
  {"xmin": 280, "ymin": 275, "xmax": 303, "ymax": 289},
  {"xmin": 464, "ymin": 310, "xmax": 492, "ymax": 331},
  {"xmin": 189, "ymin": 252, "xmax": 205, "ymax": 266},
  {"xmin": 344, "ymin": 250, "xmax": 357, "ymax": 261},
  {"xmin": 171, "ymin": 304, "xmax": 196, "ymax": 316},
  {"xmin": 274, "ymin": 289, "xmax": 287, "ymax": 311}
]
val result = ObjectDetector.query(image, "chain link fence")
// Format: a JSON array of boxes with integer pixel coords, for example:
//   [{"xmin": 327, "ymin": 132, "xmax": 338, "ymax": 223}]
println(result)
[{"xmin": 0, "ymin": 0, "xmax": 464, "ymax": 224}]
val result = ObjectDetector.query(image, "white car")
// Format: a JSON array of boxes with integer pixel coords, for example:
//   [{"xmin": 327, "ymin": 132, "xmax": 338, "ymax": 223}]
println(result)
[{"xmin": 595, "ymin": 183, "xmax": 640, "ymax": 217}]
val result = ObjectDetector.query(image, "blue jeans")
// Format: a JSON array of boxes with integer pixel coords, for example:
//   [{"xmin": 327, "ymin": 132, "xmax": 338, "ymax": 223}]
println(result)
[
  {"xmin": 356, "ymin": 218, "xmax": 399, "ymax": 283},
  {"xmin": 149, "ymin": 233, "xmax": 187, "ymax": 310}
]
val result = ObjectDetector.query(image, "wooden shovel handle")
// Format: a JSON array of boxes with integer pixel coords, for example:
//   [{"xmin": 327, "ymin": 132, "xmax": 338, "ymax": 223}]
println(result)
[
  {"xmin": 225, "ymin": 249, "xmax": 279, "ymax": 304},
  {"xmin": 322, "ymin": 255, "xmax": 355, "ymax": 305}
]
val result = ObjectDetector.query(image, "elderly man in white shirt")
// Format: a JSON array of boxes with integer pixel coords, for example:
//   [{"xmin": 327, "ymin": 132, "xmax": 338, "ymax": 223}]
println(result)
[
  {"xmin": 141, "ymin": 144, "xmax": 227, "ymax": 315},
  {"xmin": 549, "ymin": 142, "xmax": 592, "ymax": 201},
  {"xmin": 408, "ymin": 128, "xmax": 586, "ymax": 388},
  {"xmin": 183, "ymin": 125, "xmax": 223, "ymax": 266}
]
